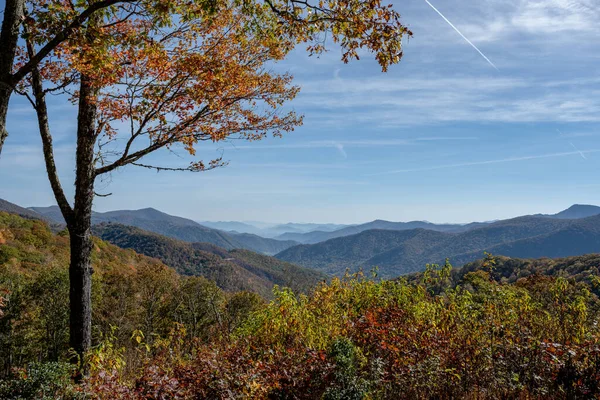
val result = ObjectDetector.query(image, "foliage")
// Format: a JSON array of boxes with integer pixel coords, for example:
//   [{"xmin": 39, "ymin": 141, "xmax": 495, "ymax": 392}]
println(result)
[
  {"xmin": 0, "ymin": 362, "xmax": 81, "ymax": 400},
  {"xmin": 19, "ymin": 0, "xmax": 411, "ymax": 177},
  {"xmin": 0, "ymin": 212, "xmax": 271, "ymax": 378},
  {"xmin": 86, "ymin": 268, "xmax": 600, "ymax": 399}
]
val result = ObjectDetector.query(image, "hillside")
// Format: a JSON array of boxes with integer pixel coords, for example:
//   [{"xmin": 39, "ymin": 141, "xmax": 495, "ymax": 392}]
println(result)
[
  {"xmin": 276, "ymin": 229, "xmax": 450, "ymax": 276},
  {"xmin": 276, "ymin": 214, "xmax": 599, "ymax": 278},
  {"xmin": 0, "ymin": 199, "xmax": 53, "ymax": 222},
  {"xmin": 456, "ymin": 253, "xmax": 600, "ymax": 286},
  {"xmin": 31, "ymin": 205, "xmax": 298, "ymax": 255},
  {"xmin": 545, "ymin": 204, "xmax": 600, "ymax": 219},
  {"xmin": 93, "ymin": 223, "xmax": 326, "ymax": 297},
  {"xmin": 0, "ymin": 211, "xmax": 169, "ymax": 280}
]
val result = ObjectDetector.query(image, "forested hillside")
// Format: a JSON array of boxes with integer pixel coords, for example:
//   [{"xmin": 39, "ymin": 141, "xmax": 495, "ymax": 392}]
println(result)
[
  {"xmin": 93, "ymin": 223, "xmax": 325, "ymax": 297},
  {"xmin": 0, "ymin": 212, "xmax": 264, "ymax": 377}
]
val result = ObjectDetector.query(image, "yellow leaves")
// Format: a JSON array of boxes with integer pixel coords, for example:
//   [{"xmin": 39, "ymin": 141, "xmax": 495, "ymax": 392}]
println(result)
[{"xmin": 24, "ymin": 0, "xmax": 407, "ymax": 175}]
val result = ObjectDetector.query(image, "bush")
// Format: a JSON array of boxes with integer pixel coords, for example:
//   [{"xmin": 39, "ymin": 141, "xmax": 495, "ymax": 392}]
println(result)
[{"xmin": 0, "ymin": 362, "xmax": 81, "ymax": 400}]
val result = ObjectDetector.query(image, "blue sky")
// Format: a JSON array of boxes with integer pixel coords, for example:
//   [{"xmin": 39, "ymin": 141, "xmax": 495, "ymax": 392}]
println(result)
[{"xmin": 2, "ymin": 0, "xmax": 600, "ymax": 224}]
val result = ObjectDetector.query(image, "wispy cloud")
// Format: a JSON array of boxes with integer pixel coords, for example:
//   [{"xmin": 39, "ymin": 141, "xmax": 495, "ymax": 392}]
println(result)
[
  {"xmin": 368, "ymin": 149, "xmax": 600, "ymax": 175},
  {"xmin": 296, "ymin": 75, "xmax": 600, "ymax": 127},
  {"xmin": 230, "ymin": 137, "xmax": 477, "ymax": 151}
]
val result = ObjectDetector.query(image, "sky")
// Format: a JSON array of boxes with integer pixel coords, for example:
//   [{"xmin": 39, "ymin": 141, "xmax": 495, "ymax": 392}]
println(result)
[{"xmin": 2, "ymin": 0, "xmax": 600, "ymax": 224}]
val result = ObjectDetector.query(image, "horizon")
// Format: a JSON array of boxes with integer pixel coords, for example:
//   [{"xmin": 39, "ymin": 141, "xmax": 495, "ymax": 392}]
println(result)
[
  {"xmin": 8, "ymin": 199, "xmax": 597, "ymax": 226},
  {"xmin": 2, "ymin": 0, "xmax": 600, "ymax": 223}
]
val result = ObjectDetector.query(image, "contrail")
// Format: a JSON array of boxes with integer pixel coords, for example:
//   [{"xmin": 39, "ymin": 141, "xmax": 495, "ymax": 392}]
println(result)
[
  {"xmin": 367, "ymin": 149, "xmax": 600, "ymax": 176},
  {"xmin": 557, "ymin": 129, "xmax": 587, "ymax": 160},
  {"xmin": 333, "ymin": 142, "xmax": 348, "ymax": 159},
  {"xmin": 569, "ymin": 142, "xmax": 587, "ymax": 160},
  {"xmin": 424, "ymin": 0, "xmax": 499, "ymax": 71}
]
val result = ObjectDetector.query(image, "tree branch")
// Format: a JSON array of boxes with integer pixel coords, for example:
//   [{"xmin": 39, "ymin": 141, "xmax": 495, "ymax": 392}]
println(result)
[
  {"xmin": 94, "ymin": 104, "xmax": 210, "ymax": 176},
  {"xmin": 12, "ymin": 0, "xmax": 137, "ymax": 85},
  {"xmin": 25, "ymin": 22, "xmax": 73, "ymax": 224}
]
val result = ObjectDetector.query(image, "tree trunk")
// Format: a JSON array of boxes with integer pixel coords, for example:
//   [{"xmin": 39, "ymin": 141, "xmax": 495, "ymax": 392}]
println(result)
[
  {"xmin": 68, "ymin": 75, "xmax": 98, "ymax": 366},
  {"xmin": 0, "ymin": 0, "xmax": 25, "ymax": 157},
  {"xmin": 68, "ymin": 221, "xmax": 94, "ymax": 360}
]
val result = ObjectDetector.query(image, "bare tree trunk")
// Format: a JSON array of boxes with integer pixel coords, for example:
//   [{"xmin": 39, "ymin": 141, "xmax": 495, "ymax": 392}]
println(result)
[
  {"xmin": 0, "ymin": 0, "xmax": 25, "ymax": 157},
  {"xmin": 68, "ymin": 75, "xmax": 98, "ymax": 366}
]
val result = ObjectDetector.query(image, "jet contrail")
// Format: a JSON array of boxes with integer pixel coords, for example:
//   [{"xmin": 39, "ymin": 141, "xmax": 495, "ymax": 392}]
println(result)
[
  {"xmin": 557, "ymin": 129, "xmax": 586, "ymax": 160},
  {"xmin": 569, "ymin": 142, "xmax": 587, "ymax": 160},
  {"xmin": 424, "ymin": 0, "xmax": 499, "ymax": 71}
]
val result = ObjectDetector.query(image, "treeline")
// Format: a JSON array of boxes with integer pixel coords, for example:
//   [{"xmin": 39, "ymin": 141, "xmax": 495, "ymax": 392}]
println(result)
[{"xmin": 2, "ymin": 212, "xmax": 600, "ymax": 399}]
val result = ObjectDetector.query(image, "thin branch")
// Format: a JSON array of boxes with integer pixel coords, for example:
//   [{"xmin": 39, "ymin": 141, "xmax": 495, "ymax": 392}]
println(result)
[
  {"xmin": 24, "ymin": 18, "xmax": 73, "ymax": 224},
  {"xmin": 12, "ymin": 0, "xmax": 137, "ymax": 85}
]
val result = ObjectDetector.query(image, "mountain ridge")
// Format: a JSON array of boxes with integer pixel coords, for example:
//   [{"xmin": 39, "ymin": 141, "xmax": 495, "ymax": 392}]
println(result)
[
  {"xmin": 29, "ymin": 205, "xmax": 298, "ymax": 255},
  {"xmin": 91, "ymin": 222, "xmax": 327, "ymax": 297},
  {"xmin": 276, "ymin": 214, "xmax": 600, "ymax": 278}
]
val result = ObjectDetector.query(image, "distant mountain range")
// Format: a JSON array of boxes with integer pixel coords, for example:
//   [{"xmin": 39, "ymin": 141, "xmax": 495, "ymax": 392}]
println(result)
[
  {"xmin": 92, "ymin": 223, "xmax": 325, "ymax": 298},
  {"xmin": 274, "ymin": 220, "xmax": 491, "ymax": 244},
  {"xmin": 199, "ymin": 221, "xmax": 350, "ymax": 238},
  {"xmin": 4, "ymin": 198, "xmax": 600, "ymax": 279},
  {"xmin": 276, "ymin": 211, "xmax": 600, "ymax": 278},
  {"xmin": 28, "ymin": 205, "xmax": 298, "ymax": 255},
  {"xmin": 272, "ymin": 205, "xmax": 600, "ymax": 244}
]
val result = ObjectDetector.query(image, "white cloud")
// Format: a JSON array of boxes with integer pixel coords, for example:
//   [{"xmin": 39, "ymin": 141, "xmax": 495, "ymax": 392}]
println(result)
[{"xmin": 294, "ymin": 75, "xmax": 600, "ymax": 126}]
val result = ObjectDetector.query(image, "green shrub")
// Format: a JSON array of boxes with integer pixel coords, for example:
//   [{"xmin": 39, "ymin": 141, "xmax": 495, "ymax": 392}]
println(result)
[{"xmin": 0, "ymin": 362, "xmax": 81, "ymax": 400}]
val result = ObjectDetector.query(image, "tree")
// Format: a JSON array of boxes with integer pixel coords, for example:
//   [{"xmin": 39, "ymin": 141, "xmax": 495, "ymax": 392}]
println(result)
[
  {"xmin": 0, "ymin": 0, "xmax": 149, "ymax": 157},
  {"xmin": 20, "ymin": 0, "xmax": 411, "ymax": 368}
]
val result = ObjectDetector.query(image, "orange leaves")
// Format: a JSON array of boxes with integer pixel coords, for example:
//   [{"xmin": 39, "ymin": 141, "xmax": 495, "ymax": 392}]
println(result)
[{"xmin": 21, "ymin": 0, "xmax": 408, "ymax": 175}]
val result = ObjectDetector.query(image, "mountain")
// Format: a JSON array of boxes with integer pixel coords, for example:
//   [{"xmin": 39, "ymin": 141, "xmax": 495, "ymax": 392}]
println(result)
[
  {"xmin": 31, "ymin": 206, "xmax": 297, "ymax": 255},
  {"xmin": 276, "ymin": 214, "xmax": 598, "ymax": 278},
  {"xmin": 449, "ymin": 217, "xmax": 600, "ymax": 266},
  {"xmin": 276, "ymin": 204, "xmax": 600, "ymax": 245},
  {"xmin": 199, "ymin": 221, "xmax": 351, "ymax": 238},
  {"xmin": 1, "ymin": 198, "xmax": 50, "ymax": 221},
  {"xmin": 276, "ymin": 219, "xmax": 489, "ymax": 244},
  {"xmin": 93, "ymin": 223, "xmax": 326, "ymax": 297},
  {"xmin": 276, "ymin": 229, "xmax": 450, "ymax": 276},
  {"xmin": 545, "ymin": 204, "xmax": 600, "ymax": 220},
  {"xmin": 199, "ymin": 221, "xmax": 265, "ymax": 235}
]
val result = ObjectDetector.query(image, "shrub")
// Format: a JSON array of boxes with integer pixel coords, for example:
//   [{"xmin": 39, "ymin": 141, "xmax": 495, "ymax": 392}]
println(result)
[{"xmin": 0, "ymin": 362, "xmax": 81, "ymax": 400}]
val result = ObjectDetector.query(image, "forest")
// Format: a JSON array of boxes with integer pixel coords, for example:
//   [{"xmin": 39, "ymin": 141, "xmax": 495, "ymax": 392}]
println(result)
[{"xmin": 2, "ymin": 212, "xmax": 600, "ymax": 399}]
